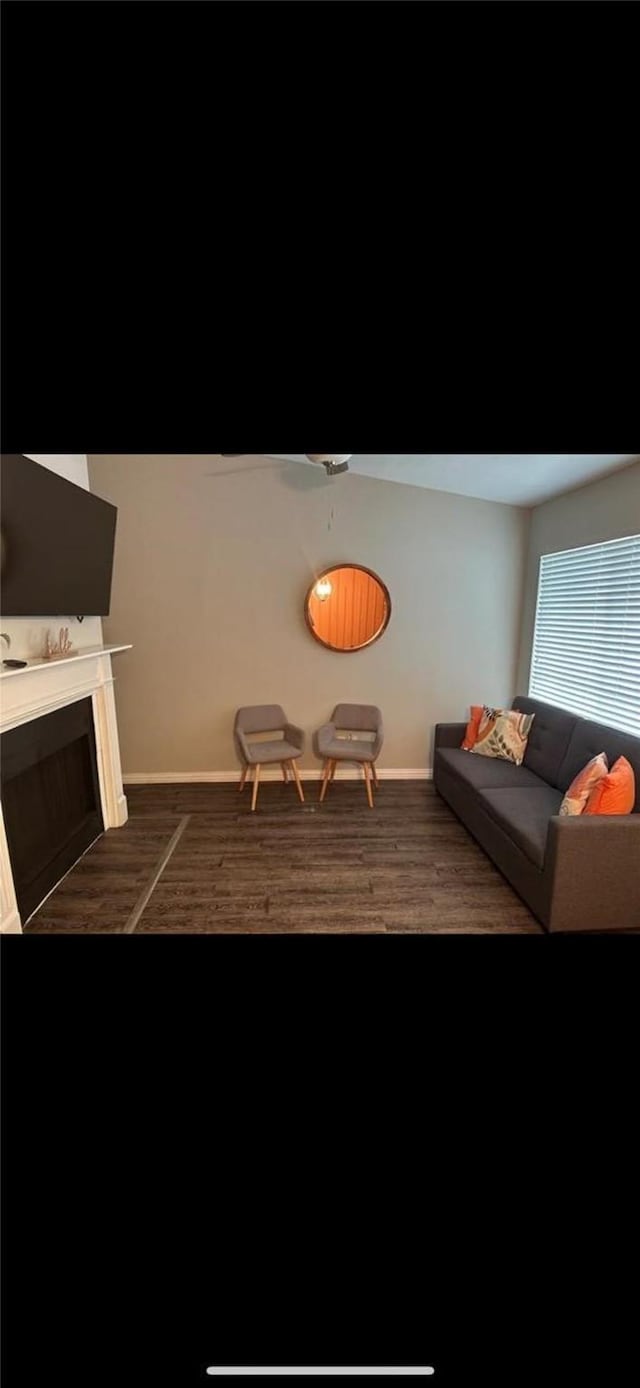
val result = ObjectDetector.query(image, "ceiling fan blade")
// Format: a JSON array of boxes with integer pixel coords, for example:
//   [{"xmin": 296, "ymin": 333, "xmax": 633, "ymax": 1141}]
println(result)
[
  {"xmin": 219, "ymin": 453, "xmax": 350, "ymax": 476},
  {"xmin": 204, "ymin": 459, "xmax": 284, "ymax": 478}
]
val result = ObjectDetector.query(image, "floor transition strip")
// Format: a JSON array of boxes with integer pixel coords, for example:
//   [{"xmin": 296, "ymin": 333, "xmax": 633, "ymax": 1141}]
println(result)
[{"xmin": 123, "ymin": 815, "xmax": 192, "ymax": 934}]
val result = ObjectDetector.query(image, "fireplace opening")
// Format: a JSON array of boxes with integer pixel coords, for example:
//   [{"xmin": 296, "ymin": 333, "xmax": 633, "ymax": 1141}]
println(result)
[{"xmin": 1, "ymin": 698, "xmax": 104, "ymax": 923}]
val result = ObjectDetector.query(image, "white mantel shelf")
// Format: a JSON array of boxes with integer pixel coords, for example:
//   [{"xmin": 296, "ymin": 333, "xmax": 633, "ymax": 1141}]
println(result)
[
  {"xmin": 0, "ymin": 643, "xmax": 132, "ymax": 933},
  {"xmin": 0, "ymin": 644, "xmax": 132, "ymax": 678}
]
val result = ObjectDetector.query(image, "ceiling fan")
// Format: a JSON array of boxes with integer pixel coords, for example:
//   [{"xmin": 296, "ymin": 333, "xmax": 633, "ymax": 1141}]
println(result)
[{"xmin": 221, "ymin": 453, "xmax": 352, "ymax": 476}]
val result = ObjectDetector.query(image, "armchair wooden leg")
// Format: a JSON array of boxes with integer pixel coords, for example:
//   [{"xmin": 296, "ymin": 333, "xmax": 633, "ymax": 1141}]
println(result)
[
  {"xmin": 251, "ymin": 764, "xmax": 261, "ymax": 812},
  {"xmin": 290, "ymin": 759, "xmax": 305, "ymax": 803},
  {"xmin": 364, "ymin": 762, "xmax": 374, "ymax": 810},
  {"xmin": 281, "ymin": 762, "xmax": 289, "ymax": 782},
  {"xmin": 372, "ymin": 762, "xmax": 379, "ymax": 789},
  {"xmin": 239, "ymin": 765, "xmax": 248, "ymax": 793},
  {"xmin": 320, "ymin": 759, "xmax": 331, "ymax": 803},
  {"xmin": 329, "ymin": 760, "xmax": 337, "ymax": 782}
]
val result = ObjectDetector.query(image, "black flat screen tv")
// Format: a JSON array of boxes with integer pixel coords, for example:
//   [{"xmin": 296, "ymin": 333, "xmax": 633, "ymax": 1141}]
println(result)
[{"xmin": 0, "ymin": 454, "xmax": 118, "ymax": 616}]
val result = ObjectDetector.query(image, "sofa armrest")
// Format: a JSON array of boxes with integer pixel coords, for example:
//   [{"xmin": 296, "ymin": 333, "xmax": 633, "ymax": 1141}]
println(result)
[
  {"xmin": 545, "ymin": 815, "xmax": 640, "ymax": 932},
  {"xmin": 434, "ymin": 722, "xmax": 466, "ymax": 751}
]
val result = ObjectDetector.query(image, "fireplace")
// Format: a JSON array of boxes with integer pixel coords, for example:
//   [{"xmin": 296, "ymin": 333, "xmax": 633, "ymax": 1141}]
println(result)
[
  {"xmin": 1, "ymin": 698, "xmax": 105, "ymax": 923},
  {"xmin": 0, "ymin": 644, "xmax": 131, "ymax": 931}
]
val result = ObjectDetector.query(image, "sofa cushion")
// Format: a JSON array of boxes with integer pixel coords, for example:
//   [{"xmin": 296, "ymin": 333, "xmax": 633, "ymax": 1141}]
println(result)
[
  {"xmin": 557, "ymin": 717, "xmax": 640, "ymax": 811},
  {"xmin": 477, "ymin": 786, "xmax": 564, "ymax": 867},
  {"xmin": 512, "ymin": 696, "xmax": 577, "ymax": 787},
  {"xmin": 435, "ymin": 747, "xmax": 548, "ymax": 792}
]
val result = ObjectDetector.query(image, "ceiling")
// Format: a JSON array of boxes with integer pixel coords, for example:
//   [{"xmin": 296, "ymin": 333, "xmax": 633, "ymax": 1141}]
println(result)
[{"xmin": 273, "ymin": 455, "xmax": 638, "ymax": 507}]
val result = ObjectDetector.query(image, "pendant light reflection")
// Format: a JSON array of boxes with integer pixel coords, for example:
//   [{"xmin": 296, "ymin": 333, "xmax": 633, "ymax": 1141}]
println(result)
[{"xmin": 314, "ymin": 577, "xmax": 333, "ymax": 602}]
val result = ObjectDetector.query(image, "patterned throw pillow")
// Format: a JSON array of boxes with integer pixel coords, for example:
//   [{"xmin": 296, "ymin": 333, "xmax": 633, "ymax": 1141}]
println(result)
[
  {"xmin": 461, "ymin": 705, "xmax": 484, "ymax": 751},
  {"xmin": 559, "ymin": 753, "xmax": 608, "ymax": 816},
  {"xmin": 470, "ymin": 706, "xmax": 535, "ymax": 765},
  {"xmin": 584, "ymin": 756, "xmax": 636, "ymax": 815}
]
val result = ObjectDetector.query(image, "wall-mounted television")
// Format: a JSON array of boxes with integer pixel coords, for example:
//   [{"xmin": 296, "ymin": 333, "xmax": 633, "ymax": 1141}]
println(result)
[{"xmin": 0, "ymin": 454, "xmax": 118, "ymax": 616}]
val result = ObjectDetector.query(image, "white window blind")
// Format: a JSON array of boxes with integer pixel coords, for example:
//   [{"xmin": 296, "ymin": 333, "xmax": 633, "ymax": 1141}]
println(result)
[{"xmin": 529, "ymin": 533, "xmax": 640, "ymax": 736}]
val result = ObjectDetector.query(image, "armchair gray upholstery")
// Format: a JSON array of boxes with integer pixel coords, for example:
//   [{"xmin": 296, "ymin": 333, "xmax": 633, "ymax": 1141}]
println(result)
[
  {"xmin": 233, "ymin": 705, "xmax": 305, "ymax": 810},
  {"xmin": 284, "ymin": 723, "xmax": 305, "ymax": 751},
  {"xmin": 315, "ymin": 703, "xmax": 384, "ymax": 809}
]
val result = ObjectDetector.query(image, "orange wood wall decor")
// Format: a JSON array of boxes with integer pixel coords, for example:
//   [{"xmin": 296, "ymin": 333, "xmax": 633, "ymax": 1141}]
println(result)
[{"xmin": 308, "ymin": 568, "xmax": 388, "ymax": 649}]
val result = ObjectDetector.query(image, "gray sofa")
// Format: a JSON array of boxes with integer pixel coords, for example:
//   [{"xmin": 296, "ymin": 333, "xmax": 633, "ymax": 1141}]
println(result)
[{"xmin": 434, "ymin": 696, "xmax": 640, "ymax": 932}]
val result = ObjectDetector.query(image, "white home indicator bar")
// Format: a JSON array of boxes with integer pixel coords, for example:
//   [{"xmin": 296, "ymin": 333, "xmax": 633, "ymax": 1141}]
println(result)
[{"xmin": 206, "ymin": 1371, "xmax": 435, "ymax": 1378}]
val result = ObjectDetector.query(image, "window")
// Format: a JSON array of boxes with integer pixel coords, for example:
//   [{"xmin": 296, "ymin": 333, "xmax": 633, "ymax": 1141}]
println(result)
[{"xmin": 529, "ymin": 533, "xmax": 640, "ymax": 736}]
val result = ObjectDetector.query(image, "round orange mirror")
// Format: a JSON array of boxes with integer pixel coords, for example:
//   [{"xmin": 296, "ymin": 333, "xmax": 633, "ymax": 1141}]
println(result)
[{"xmin": 305, "ymin": 564, "xmax": 391, "ymax": 652}]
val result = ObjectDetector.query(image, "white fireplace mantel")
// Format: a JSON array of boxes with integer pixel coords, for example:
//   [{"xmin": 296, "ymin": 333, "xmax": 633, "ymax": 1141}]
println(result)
[{"xmin": 0, "ymin": 644, "xmax": 132, "ymax": 933}]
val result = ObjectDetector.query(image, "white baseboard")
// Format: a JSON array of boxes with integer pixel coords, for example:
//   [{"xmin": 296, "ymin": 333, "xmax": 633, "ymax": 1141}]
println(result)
[{"xmin": 123, "ymin": 768, "xmax": 433, "ymax": 785}]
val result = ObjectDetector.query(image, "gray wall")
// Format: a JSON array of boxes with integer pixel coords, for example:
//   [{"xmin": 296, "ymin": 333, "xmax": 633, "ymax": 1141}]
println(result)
[
  {"xmin": 515, "ymin": 460, "xmax": 640, "ymax": 694},
  {"xmin": 87, "ymin": 455, "xmax": 531, "ymax": 775}
]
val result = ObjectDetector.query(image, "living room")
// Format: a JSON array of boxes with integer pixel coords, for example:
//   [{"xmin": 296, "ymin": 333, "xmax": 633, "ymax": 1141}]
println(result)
[{"xmin": 1, "ymin": 452, "xmax": 638, "ymax": 935}]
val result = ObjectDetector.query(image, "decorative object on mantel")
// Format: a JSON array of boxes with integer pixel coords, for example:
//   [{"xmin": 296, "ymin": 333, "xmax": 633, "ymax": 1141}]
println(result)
[
  {"xmin": 0, "ymin": 643, "xmax": 132, "ymax": 678},
  {"xmin": 1, "ymin": 632, "xmax": 27, "ymax": 667},
  {"xmin": 45, "ymin": 627, "xmax": 75, "ymax": 659}
]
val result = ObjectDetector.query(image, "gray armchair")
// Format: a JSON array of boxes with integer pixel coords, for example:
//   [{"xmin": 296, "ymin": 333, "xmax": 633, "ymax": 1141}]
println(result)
[
  {"xmin": 316, "ymin": 703, "xmax": 384, "ymax": 809},
  {"xmin": 234, "ymin": 705, "xmax": 305, "ymax": 811}
]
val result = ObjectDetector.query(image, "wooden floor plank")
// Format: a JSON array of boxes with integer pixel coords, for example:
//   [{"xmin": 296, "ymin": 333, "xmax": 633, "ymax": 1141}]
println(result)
[
  {"xmin": 26, "ymin": 816, "xmax": 184, "ymax": 934},
  {"xmin": 24, "ymin": 783, "xmax": 544, "ymax": 934}
]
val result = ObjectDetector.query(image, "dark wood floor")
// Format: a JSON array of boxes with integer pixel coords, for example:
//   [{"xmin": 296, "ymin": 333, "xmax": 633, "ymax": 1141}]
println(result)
[{"xmin": 26, "ymin": 780, "xmax": 543, "ymax": 933}]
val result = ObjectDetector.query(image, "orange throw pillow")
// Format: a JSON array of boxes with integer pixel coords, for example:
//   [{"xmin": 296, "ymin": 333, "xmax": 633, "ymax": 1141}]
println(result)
[
  {"xmin": 559, "ymin": 753, "xmax": 608, "ymax": 816},
  {"xmin": 461, "ymin": 705, "xmax": 484, "ymax": 751},
  {"xmin": 584, "ymin": 756, "xmax": 636, "ymax": 816}
]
